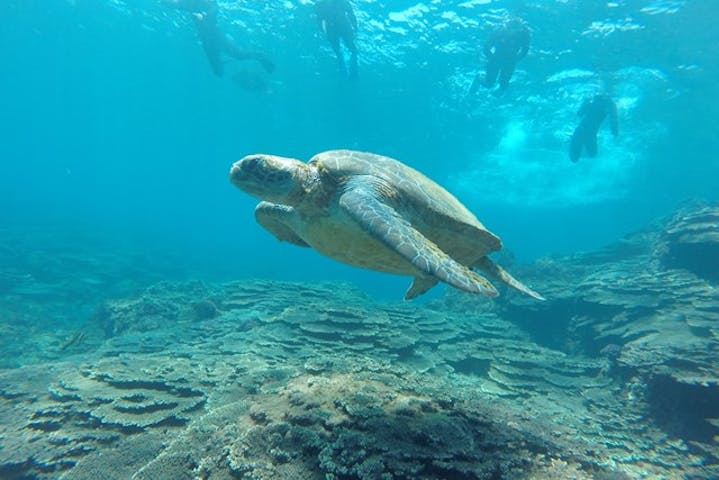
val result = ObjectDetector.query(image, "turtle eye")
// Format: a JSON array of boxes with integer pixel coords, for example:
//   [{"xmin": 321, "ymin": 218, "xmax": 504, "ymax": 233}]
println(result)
[
  {"xmin": 269, "ymin": 168, "xmax": 292, "ymax": 185},
  {"xmin": 241, "ymin": 157, "xmax": 260, "ymax": 173},
  {"xmin": 237, "ymin": 156, "xmax": 269, "ymax": 180}
]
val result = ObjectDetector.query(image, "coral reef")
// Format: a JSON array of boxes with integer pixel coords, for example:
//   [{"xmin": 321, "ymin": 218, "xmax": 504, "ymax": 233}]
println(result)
[
  {"xmin": 0, "ymin": 276, "xmax": 713, "ymax": 478},
  {"xmin": 656, "ymin": 203, "xmax": 719, "ymax": 282},
  {"xmin": 94, "ymin": 280, "xmax": 219, "ymax": 338},
  {"xmin": 439, "ymin": 203, "xmax": 719, "ymax": 472},
  {"xmin": 0, "ymin": 226, "xmax": 189, "ymax": 367},
  {"xmin": 1, "ymin": 204, "xmax": 718, "ymax": 479}
]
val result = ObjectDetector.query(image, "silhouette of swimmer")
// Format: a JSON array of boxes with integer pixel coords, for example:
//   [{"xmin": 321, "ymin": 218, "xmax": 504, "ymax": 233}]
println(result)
[
  {"xmin": 314, "ymin": 0, "xmax": 358, "ymax": 80},
  {"xmin": 570, "ymin": 94, "xmax": 619, "ymax": 163},
  {"xmin": 162, "ymin": 0, "xmax": 274, "ymax": 77},
  {"xmin": 470, "ymin": 18, "xmax": 530, "ymax": 95}
]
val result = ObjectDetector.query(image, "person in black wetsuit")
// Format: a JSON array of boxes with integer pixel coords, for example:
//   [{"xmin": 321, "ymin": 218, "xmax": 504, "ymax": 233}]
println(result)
[
  {"xmin": 314, "ymin": 0, "xmax": 358, "ymax": 80},
  {"xmin": 162, "ymin": 0, "xmax": 274, "ymax": 77},
  {"xmin": 569, "ymin": 93, "xmax": 619, "ymax": 163},
  {"xmin": 470, "ymin": 18, "xmax": 530, "ymax": 95}
]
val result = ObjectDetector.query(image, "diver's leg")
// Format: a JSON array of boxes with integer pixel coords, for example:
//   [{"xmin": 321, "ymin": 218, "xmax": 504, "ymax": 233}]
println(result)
[
  {"xmin": 586, "ymin": 133, "xmax": 599, "ymax": 157},
  {"xmin": 569, "ymin": 127, "xmax": 584, "ymax": 163},
  {"xmin": 201, "ymin": 37, "xmax": 224, "ymax": 76},
  {"xmin": 223, "ymin": 36, "xmax": 275, "ymax": 73},
  {"xmin": 327, "ymin": 33, "xmax": 347, "ymax": 77},
  {"xmin": 484, "ymin": 59, "xmax": 500, "ymax": 88},
  {"xmin": 222, "ymin": 35, "xmax": 252, "ymax": 60},
  {"xmin": 344, "ymin": 33, "xmax": 359, "ymax": 80},
  {"xmin": 194, "ymin": 19, "xmax": 225, "ymax": 76},
  {"xmin": 498, "ymin": 62, "xmax": 516, "ymax": 91}
]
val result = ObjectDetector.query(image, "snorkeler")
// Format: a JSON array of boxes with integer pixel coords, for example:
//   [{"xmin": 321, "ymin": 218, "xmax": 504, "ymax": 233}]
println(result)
[
  {"xmin": 162, "ymin": 0, "xmax": 275, "ymax": 77},
  {"xmin": 469, "ymin": 18, "xmax": 530, "ymax": 95},
  {"xmin": 314, "ymin": 0, "xmax": 358, "ymax": 80},
  {"xmin": 569, "ymin": 93, "xmax": 619, "ymax": 163}
]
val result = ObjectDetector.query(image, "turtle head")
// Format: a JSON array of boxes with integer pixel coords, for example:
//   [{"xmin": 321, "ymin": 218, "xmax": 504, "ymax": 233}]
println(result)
[{"xmin": 230, "ymin": 154, "xmax": 314, "ymax": 206}]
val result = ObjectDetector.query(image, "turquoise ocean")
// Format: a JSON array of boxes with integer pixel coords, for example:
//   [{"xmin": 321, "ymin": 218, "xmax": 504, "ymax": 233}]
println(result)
[{"xmin": 1, "ymin": 1, "xmax": 718, "ymax": 479}]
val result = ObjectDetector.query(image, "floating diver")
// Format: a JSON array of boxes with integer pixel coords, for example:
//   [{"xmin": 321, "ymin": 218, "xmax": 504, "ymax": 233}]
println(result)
[
  {"xmin": 470, "ymin": 18, "xmax": 530, "ymax": 95},
  {"xmin": 314, "ymin": 0, "xmax": 359, "ymax": 80},
  {"xmin": 162, "ymin": 0, "xmax": 275, "ymax": 77},
  {"xmin": 569, "ymin": 93, "xmax": 619, "ymax": 163}
]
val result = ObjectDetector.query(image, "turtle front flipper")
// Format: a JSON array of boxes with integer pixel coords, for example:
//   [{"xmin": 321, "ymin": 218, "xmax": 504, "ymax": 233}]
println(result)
[
  {"xmin": 255, "ymin": 202, "xmax": 309, "ymax": 247},
  {"xmin": 339, "ymin": 183, "xmax": 498, "ymax": 299},
  {"xmin": 474, "ymin": 256, "xmax": 545, "ymax": 300}
]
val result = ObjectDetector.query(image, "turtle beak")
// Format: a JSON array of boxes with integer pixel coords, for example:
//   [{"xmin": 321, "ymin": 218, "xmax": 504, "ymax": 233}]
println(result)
[
  {"xmin": 230, "ymin": 163, "xmax": 243, "ymax": 186},
  {"xmin": 230, "ymin": 155, "xmax": 263, "ymax": 187}
]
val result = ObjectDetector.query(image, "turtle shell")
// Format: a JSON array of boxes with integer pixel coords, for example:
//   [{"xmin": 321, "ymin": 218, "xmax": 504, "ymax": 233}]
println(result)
[{"xmin": 307, "ymin": 149, "xmax": 503, "ymax": 266}]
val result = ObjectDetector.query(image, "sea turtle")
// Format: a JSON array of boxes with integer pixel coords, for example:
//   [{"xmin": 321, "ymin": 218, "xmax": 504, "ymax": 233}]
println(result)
[{"xmin": 230, "ymin": 150, "xmax": 544, "ymax": 301}]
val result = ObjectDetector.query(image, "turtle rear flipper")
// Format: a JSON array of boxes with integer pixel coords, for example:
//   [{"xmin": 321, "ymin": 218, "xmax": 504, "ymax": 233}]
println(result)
[
  {"xmin": 405, "ymin": 276, "xmax": 439, "ymax": 300},
  {"xmin": 474, "ymin": 256, "xmax": 545, "ymax": 300},
  {"xmin": 339, "ymin": 181, "xmax": 498, "ymax": 299}
]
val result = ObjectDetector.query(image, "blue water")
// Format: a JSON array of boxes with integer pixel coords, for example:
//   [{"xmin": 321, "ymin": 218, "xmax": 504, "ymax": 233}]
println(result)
[
  {"xmin": 1, "ymin": 0, "xmax": 717, "ymax": 300},
  {"xmin": 2, "ymin": 3, "xmax": 719, "ymax": 479}
]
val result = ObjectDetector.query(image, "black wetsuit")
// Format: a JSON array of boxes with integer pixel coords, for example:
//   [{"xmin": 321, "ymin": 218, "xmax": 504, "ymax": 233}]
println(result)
[
  {"xmin": 315, "ymin": 0, "xmax": 358, "ymax": 79},
  {"xmin": 470, "ymin": 21, "xmax": 530, "ymax": 94},
  {"xmin": 163, "ymin": 0, "xmax": 274, "ymax": 77},
  {"xmin": 570, "ymin": 94, "xmax": 619, "ymax": 163}
]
